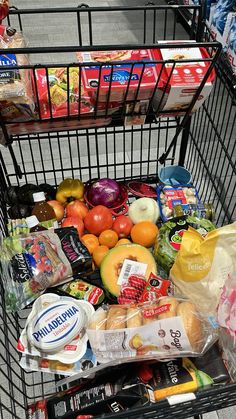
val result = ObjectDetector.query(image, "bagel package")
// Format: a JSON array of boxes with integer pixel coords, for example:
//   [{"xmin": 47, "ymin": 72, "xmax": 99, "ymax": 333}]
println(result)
[{"xmin": 87, "ymin": 297, "xmax": 218, "ymax": 363}]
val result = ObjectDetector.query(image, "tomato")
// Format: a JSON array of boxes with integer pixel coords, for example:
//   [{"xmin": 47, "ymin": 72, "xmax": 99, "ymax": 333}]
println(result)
[
  {"xmin": 61, "ymin": 216, "xmax": 84, "ymax": 238},
  {"xmin": 84, "ymin": 205, "xmax": 113, "ymax": 236},
  {"xmin": 66, "ymin": 200, "xmax": 88, "ymax": 220},
  {"xmin": 112, "ymin": 215, "xmax": 133, "ymax": 238}
]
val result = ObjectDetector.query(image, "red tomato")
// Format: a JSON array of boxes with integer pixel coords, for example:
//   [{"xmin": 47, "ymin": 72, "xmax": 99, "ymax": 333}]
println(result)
[
  {"xmin": 61, "ymin": 216, "xmax": 84, "ymax": 238},
  {"xmin": 112, "ymin": 215, "xmax": 133, "ymax": 238},
  {"xmin": 66, "ymin": 200, "xmax": 89, "ymax": 220},
  {"xmin": 84, "ymin": 205, "xmax": 113, "ymax": 236}
]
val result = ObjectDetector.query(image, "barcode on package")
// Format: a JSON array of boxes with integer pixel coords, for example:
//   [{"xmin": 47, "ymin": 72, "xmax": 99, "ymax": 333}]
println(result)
[
  {"xmin": 82, "ymin": 52, "xmax": 92, "ymax": 62},
  {"xmin": 117, "ymin": 259, "xmax": 147, "ymax": 285}
]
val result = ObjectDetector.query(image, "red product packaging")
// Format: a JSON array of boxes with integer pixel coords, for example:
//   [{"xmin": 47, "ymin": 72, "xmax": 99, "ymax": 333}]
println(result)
[
  {"xmin": 76, "ymin": 49, "xmax": 160, "ymax": 104},
  {"xmin": 139, "ymin": 273, "xmax": 170, "ymax": 303},
  {"xmin": 152, "ymin": 43, "xmax": 215, "ymax": 116},
  {"xmin": 35, "ymin": 67, "xmax": 93, "ymax": 119}
]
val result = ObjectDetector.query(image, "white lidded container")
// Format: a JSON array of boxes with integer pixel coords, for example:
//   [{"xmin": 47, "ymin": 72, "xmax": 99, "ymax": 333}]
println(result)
[{"xmin": 25, "ymin": 294, "xmax": 94, "ymax": 356}]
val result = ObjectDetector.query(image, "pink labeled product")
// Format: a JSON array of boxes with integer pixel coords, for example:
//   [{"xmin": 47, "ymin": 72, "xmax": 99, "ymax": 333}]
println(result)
[
  {"xmin": 76, "ymin": 49, "xmax": 161, "ymax": 104},
  {"xmin": 152, "ymin": 43, "xmax": 215, "ymax": 116}
]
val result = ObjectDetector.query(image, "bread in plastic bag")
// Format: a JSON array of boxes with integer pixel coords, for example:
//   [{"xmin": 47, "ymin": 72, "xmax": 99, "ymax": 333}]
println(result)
[
  {"xmin": 87, "ymin": 297, "xmax": 218, "ymax": 363},
  {"xmin": 170, "ymin": 222, "xmax": 236, "ymax": 315},
  {"xmin": 0, "ymin": 30, "xmax": 36, "ymax": 122}
]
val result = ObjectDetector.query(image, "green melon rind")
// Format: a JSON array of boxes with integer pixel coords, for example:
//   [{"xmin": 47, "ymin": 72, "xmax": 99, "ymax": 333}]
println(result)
[{"xmin": 100, "ymin": 243, "xmax": 157, "ymax": 297}]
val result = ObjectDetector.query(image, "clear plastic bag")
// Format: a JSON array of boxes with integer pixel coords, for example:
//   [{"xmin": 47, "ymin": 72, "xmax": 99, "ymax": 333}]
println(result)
[
  {"xmin": 0, "ymin": 227, "xmax": 92, "ymax": 311},
  {"xmin": 87, "ymin": 297, "xmax": 218, "ymax": 363},
  {"xmin": 0, "ymin": 30, "xmax": 36, "ymax": 121}
]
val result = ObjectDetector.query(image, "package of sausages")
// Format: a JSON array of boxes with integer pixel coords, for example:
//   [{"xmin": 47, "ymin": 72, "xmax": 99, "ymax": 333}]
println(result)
[{"xmin": 87, "ymin": 297, "xmax": 218, "ymax": 363}]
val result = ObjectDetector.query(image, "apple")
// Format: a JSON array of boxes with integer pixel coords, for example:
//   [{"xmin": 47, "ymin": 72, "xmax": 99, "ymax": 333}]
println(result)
[
  {"xmin": 112, "ymin": 215, "xmax": 133, "ymax": 238},
  {"xmin": 47, "ymin": 200, "xmax": 64, "ymax": 222},
  {"xmin": 66, "ymin": 200, "xmax": 88, "ymax": 220},
  {"xmin": 61, "ymin": 216, "xmax": 84, "ymax": 238}
]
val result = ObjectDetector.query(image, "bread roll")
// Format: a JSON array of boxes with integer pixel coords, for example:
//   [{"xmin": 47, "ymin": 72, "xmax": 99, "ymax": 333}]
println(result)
[
  {"xmin": 106, "ymin": 307, "xmax": 127, "ymax": 330},
  {"xmin": 127, "ymin": 308, "xmax": 142, "ymax": 328},
  {"xmin": 142, "ymin": 316, "xmax": 154, "ymax": 325},
  {"xmin": 158, "ymin": 297, "xmax": 179, "ymax": 319},
  {"xmin": 88, "ymin": 309, "xmax": 107, "ymax": 330},
  {"xmin": 177, "ymin": 302, "xmax": 202, "ymax": 350}
]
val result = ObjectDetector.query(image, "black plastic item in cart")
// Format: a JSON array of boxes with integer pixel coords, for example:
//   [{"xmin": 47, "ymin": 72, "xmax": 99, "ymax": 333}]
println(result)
[{"xmin": 0, "ymin": 3, "xmax": 236, "ymax": 419}]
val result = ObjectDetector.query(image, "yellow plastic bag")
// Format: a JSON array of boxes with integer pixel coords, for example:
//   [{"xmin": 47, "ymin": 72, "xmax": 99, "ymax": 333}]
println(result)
[{"xmin": 170, "ymin": 222, "xmax": 236, "ymax": 314}]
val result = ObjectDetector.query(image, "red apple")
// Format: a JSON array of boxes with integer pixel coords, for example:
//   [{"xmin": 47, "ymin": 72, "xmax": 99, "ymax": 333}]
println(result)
[
  {"xmin": 112, "ymin": 215, "xmax": 133, "ymax": 238},
  {"xmin": 61, "ymin": 216, "xmax": 84, "ymax": 238},
  {"xmin": 66, "ymin": 200, "xmax": 89, "ymax": 220},
  {"xmin": 47, "ymin": 200, "xmax": 64, "ymax": 222}
]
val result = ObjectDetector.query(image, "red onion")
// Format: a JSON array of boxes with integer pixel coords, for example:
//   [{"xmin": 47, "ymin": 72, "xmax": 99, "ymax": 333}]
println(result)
[{"xmin": 87, "ymin": 178, "xmax": 120, "ymax": 208}]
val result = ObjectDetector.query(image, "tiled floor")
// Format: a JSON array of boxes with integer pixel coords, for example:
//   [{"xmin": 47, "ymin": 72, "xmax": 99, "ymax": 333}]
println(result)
[{"xmin": 0, "ymin": 1, "xmax": 235, "ymax": 418}]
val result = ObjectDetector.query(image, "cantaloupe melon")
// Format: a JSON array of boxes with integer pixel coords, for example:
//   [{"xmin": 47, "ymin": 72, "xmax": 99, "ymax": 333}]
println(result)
[{"xmin": 100, "ymin": 244, "xmax": 157, "ymax": 297}]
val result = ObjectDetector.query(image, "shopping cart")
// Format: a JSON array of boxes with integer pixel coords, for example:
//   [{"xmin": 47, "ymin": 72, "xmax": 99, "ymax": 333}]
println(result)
[{"xmin": 0, "ymin": 2, "xmax": 236, "ymax": 418}]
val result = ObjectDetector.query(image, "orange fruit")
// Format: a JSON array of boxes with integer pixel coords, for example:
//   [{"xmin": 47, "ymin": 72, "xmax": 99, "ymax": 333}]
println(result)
[
  {"xmin": 99, "ymin": 229, "xmax": 118, "ymax": 248},
  {"xmin": 81, "ymin": 234, "xmax": 99, "ymax": 255},
  {"xmin": 93, "ymin": 245, "xmax": 109, "ymax": 267},
  {"xmin": 115, "ymin": 238, "xmax": 131, "ymax": 246},
  {"xmin": 131, "ymin": 221, "xmax": 158, "ymax": 248}
]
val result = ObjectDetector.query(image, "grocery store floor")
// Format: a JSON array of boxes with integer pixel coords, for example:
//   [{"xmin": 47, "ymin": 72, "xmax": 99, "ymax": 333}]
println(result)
[{"xmin": 0, "ymin": 1, "xmax": 235, "ymax": 418}]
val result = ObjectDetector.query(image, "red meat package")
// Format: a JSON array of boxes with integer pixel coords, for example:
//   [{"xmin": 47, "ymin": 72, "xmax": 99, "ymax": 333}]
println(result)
[
  {"xmin": 76, "ymin": 49, "xmax": 160, "ymax": 104},
  {"xmin": 118, "ymin": 273, "xmax": 170, "ymax": 304},
  {"xmin": 153, "ymin": 43, "xmax": 215, "ymax": 115},
  {"xmin": 35, "ymin": 67, "xmax": 93, "ymax": 119}
]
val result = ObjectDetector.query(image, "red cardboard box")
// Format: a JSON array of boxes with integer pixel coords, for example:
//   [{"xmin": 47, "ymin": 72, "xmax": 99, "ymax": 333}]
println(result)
[
  {"xmin": 152, "ymin": 43, "xmax": 215, "ymax": 115},
  {"xmin": 77, "ymin": 49, "xmax": 161, "ymax": 104}
]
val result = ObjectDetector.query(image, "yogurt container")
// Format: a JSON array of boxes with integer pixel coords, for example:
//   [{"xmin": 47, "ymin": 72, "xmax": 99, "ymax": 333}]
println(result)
[{"xmin": 17, "ymin": 293, "xmax": 94, "ymax": 364}]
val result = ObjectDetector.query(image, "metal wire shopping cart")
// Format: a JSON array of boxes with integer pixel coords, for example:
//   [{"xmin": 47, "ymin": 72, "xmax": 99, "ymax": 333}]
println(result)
[{"xmin": 0, "ymin": 2, "xmax": 236, "ymax": 418}]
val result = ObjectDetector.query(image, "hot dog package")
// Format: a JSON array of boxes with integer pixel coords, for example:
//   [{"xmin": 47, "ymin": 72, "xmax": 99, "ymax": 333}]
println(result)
[
  {"xmin": 170, "ymin": 222, "xmax": 236, "ymax": 315},
  {"xmin": 87, "ymin": 298, "xmax": 218, "ymax": 363}
]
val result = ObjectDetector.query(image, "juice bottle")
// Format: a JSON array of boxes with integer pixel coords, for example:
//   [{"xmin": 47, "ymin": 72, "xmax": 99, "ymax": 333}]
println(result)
[
  {"xmin": 26, "ymin": 215, "xmax": 47, "ymax": 232},
  {"xmin": 32, "ymin": 192, "xmax": 58, "ymax": 229}
]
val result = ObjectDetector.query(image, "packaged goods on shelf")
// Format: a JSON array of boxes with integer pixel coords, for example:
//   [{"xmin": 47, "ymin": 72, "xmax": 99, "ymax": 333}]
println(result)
[
  {"xmin": 226, "ymin": 14, "xmax": 236, "ymax": 74},
  {"xmin": 210, "ymin": 0, "xmax": 236, "ymax": 47},
  {"xmin": 0, "ymin": 30, "xmax": 37, "ymax": 122}
]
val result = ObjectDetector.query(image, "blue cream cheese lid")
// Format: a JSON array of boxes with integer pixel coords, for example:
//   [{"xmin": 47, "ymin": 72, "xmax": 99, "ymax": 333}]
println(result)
[{"xmin": 27, "ymin": 300, "xmax": 86, "ymax": 353}]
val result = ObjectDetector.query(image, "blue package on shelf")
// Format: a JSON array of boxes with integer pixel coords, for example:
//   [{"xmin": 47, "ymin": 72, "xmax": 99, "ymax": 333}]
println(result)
[
  {"xmin": 211, "ymin": 0, "xmax": 236, "ymax": 47},
  {"xmin": 227, "ymin": 14, "xmax": 236, "ymax": 74},
  {"xmin": 157, "ymin": 184, "xmax": 201, "ymax": 222}
]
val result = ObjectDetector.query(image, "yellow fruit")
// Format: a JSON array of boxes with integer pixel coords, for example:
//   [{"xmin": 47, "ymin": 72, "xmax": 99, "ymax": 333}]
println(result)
[
  {"xmin": 115, "ymin": 238, "xmax": 131, "ymax": 246},
  {"xmin": 93, "ymin": 245, "xmax": 109, "ymax": 267}
]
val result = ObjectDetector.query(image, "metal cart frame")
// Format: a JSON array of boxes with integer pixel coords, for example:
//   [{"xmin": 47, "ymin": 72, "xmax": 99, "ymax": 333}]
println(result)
[{"xmin": 0, "ymin": 2, "xmax": 236, "ymax": 418}]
